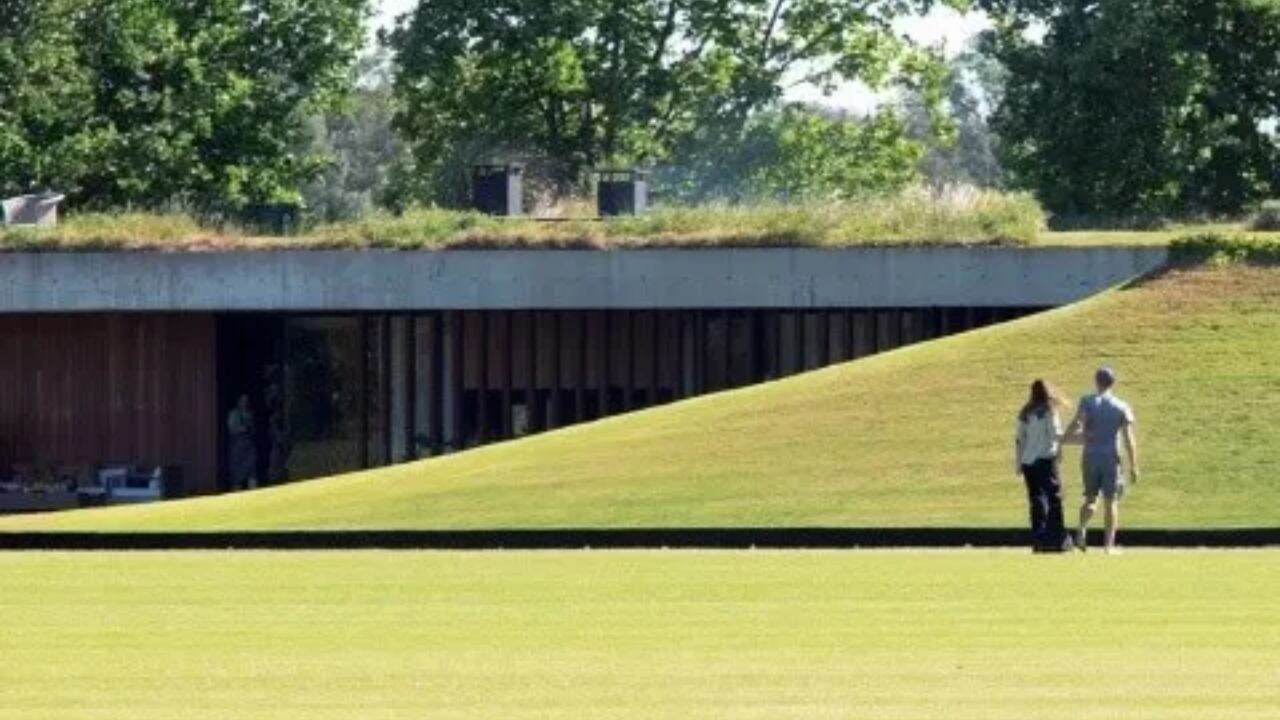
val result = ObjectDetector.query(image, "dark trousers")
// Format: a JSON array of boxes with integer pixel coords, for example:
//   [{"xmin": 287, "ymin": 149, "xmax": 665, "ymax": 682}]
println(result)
[{"xmin": 1021, "ymin": 457, "xmax": 1067, "ymax": 550}]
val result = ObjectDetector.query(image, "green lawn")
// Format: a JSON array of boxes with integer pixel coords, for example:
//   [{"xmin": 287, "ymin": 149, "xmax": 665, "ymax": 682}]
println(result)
[
  {"xmin": 5, "ymin": 263, "xmax": 1279, "ymax": 533},
  {"xmin": 0, "ymin": 550, "xmax": 1276, "ymax": 719}
]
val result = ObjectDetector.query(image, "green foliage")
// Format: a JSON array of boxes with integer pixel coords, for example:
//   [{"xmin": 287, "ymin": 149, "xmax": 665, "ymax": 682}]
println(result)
[
  {"xmin": 657, "ymin": 106, "xmax": 924, "ymax": 202},
  {"xmin": 1169, "ymin": 232, "xmax": 1280, "ymax": 265},
  {"xmin": 0, "ymin": 0, "xmax": 369, "ymax": 210},
  {"xmin": 980, "ymin": 0, "xmax": 1280, "ymax": 219},
  {"xmin": 1251, "ymin": 200, "xmax": 1280, "ymax": 231},
  {"xmin": 385, "ymin": 0, "xmax": 958, "ymax": 205},
  {"xmin": 298, "ymin": 52, "xmax": 402, "ymax": 223},
  {"xmin": 902, "ymin": 48, "xmax": 1007, "ymax": 190}
]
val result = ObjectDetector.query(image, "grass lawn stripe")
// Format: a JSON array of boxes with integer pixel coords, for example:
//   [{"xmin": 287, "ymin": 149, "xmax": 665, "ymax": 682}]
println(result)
[{"xmin": 0, "ymin": 550, "xmax": 1277, "ymax": 719}]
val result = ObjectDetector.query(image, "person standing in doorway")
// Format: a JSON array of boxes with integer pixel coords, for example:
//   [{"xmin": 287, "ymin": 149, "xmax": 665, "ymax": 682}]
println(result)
[
  {"xmin": 1062, "ymin": 367, "xmax": 1140, "ymax": 553},
  {"xmin": 226, "ymin": 393, "xmax": 258, "ymax": 491},
  {"xmin": 1014, "ymin": 379, "xmax": 1071, "ymax": 552}
]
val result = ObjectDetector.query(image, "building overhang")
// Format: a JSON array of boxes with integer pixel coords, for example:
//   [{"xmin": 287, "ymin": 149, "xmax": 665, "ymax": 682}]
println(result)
[{"xmin": 0, "ymin": 246, "xmax": 1169, "ymax": 312}]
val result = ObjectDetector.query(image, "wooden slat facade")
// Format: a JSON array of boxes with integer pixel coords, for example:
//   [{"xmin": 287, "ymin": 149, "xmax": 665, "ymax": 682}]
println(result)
[
  {"xmin": 0, "ymin": 314, "xmax": 218, "ymax": 496},
  {"xmin": 0, "ymin": 305, "xmax": 1043, "ymax": 504}
]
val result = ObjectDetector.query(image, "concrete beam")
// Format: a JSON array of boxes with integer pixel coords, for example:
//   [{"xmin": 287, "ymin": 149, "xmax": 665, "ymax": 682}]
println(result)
[{"xmin": 0, "ymin": 246, "xmax": 1168, "ymax": 312}]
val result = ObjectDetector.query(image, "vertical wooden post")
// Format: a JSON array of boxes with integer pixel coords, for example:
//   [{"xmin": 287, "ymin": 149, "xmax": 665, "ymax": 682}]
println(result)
[
  {"xmin": 405, "ymin": 316, "xmax": 417, "ymax": 460},
  {"xmin": 550, "ymin": 311, "xmax": 562, "ymax": 428},
  {"xmin": 477, "ymin": 312, "xmax": 489, "ymax": 444},
  {"xmin": 675, "ymin": 312, "xmax": 687, "ymax": 398},
  {"xmin": 429, "ymin": 313, "xmax": 444, "ymax": 455},
  {"xmin": 450, "ymin": 310, "xmax": 465, "ymax": 449},
  {"xmin": 720, "ymin": 310, "xmax": 732, "ymax": 389},
  {"xmin": 526, "ymin": 310, "xmax": 539, "ymax": 433},
  {"xmin": 795, "ymin": 311, "xmax": 806, "ymax": 372},
  {"xmin": 359, "ymin": 316, "xmax": 369, "ymax": 468},
  {"xmin": 773, "ymin": 311, "xmax": 784, "ymax": 378},
  {"xmin": 747, "ymin": 311, "xmax": 757, "ymax": 384},
  {"xmin": 600, "ymin": 311, "xmax": 612, "ymax": 416},
  {"xmin": 623, "ymin": 310, "xmax": 635, "ymax": 410},
  {"xmin": 844, "ymin": 311, "xmax": 856, "ymax": 360},
  {"xmin": 820, "ymin": 310, "xmax": 831, "ymax": 367},
  {"xmin": 694, "ymin": 311, "xmax": 707, "ymax": 393},
  {"xmin": 649, "ymin": 311, "xmax": 661, "ymax": 406},
  {"xmin": 382, "ymin": 314, "xmax": 393, "ymax": 464},
  {"xmin": 502, "ymin": 310, "xmax": 513, "ymax": 439},
  {"xmin": 576, "ymin": 312, "xmax": 588, "ymax": 418}
]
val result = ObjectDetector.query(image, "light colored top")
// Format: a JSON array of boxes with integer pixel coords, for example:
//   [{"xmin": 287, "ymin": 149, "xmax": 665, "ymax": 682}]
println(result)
[
  {"xmin": 227, "ymin": 407, "xmax": 254, "ymax": 436},
  {"xmin": 1016, "ymin": 409, "xmax": 1061, "ymax": 467},
  {"xmin": 1078, "ymin": 391, "xmax": 1135, "ymax": 461}
]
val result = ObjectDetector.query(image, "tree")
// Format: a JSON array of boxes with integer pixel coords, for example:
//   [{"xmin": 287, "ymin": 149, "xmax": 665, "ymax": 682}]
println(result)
[
  {"xmin": 901, "ymin": 48, "xmax": 1006, "ymax": 190},
  {"xmin": 299, "ymin": 52, "xmax": 403, "ymax": 222},
  {"xmin": 979, "ymin": 0, "xmax": 1280, "ymax": 220},
  {"xmin": 0, "ymin": 0, "xmax": 369, "ymax": 210},
  {"xmin": 385, "ymin": 0, "xmax": 957, "ymax": 205},
  {"xmin": 656, "ymin": 105, "xmax": 923, "ymax": 201}
]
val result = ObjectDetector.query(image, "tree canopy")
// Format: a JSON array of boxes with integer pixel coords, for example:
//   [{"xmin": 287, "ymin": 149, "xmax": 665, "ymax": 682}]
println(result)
[
  {"xmin": 0, "ymin": 0, "xmax": 368, "ymax": 210},
  {"xmin": 386, "ymin": 0, "xmax": 956, "ymax": 204},
  {"xmin": 980, "ymin": 0, "xmax": 1280, "ymax": 220}
]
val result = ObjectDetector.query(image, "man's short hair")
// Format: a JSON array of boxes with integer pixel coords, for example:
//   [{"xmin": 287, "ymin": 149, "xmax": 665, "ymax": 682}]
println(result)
[{"xmin": 1095, "ymin": 366, "xmax": 1116, "ymax": 388}]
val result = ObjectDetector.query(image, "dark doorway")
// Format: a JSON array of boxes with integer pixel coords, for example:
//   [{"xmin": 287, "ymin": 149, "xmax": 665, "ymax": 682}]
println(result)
[{"xmin": 216, "ymin": 315, "xmax": 286, "ymax": 492}]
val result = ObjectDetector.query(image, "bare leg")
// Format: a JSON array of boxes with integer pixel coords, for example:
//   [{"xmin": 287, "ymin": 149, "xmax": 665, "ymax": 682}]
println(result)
[
  {"xmin": 1104, "ymin": 499, "xmax": 1120, "ymax": 551},
  {"xmin": 1077, "ymin": 499, "xmax": 1097, "ymax": 549}
]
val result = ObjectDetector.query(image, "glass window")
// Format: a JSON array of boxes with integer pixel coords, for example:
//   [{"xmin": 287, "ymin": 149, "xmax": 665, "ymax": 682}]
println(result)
[{"xmin": 283, "ymin": 317, "xmax": 364, "ymax": 480}]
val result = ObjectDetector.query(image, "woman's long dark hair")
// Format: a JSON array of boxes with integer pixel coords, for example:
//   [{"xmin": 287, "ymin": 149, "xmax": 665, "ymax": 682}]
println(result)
[{"xmin": 1019, "ymin": 379, "xmax": 1063, "ymax": 422}]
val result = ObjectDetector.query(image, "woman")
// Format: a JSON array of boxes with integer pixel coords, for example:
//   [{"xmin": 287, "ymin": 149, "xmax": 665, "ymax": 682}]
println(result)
[
  {"xmin": 1014, "ymin": 380, "xmax": 1070, "ymax": 552},
  {"xmin": 227, "ymin": 394, "xmax": 258, "ymax": 491}
]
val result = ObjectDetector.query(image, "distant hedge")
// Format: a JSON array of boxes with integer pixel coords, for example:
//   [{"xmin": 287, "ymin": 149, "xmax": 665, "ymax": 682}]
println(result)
[{"xmin": 1169, "ymin": 233, "xmax": 1280, "ymax": 265}]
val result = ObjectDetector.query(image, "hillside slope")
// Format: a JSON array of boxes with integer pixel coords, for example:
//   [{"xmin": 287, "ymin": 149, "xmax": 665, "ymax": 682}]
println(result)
[{"xmin": 4, "ymin": 265, "xmax": 1279, "ymax": 532}]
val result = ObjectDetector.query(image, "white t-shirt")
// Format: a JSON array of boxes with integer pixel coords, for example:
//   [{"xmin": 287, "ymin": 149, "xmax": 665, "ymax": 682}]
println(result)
[{"xmin": 1016, "ymin": 410, "xmax": 1061, "ymax": 466}]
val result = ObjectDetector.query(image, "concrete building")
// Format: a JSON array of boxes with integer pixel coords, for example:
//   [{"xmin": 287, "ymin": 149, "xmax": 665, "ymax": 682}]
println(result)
[{"xmin": 0, "ymin": 246, "xmax": 1166, "ymax": 503}]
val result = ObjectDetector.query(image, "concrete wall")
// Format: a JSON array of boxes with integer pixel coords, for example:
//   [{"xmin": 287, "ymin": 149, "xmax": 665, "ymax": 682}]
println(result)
[{"xmin": 0, "ymin": 246, "xmax": 1168, "ymax": 312}]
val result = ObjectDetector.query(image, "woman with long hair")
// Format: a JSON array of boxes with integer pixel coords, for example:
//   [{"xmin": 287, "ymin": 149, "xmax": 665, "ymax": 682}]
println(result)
[{"xmin": 1015, "ymin": 379, "xmax": 1071, "ymax": 552}]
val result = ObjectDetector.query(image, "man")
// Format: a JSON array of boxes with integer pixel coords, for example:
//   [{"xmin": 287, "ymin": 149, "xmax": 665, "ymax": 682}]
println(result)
[{"xmin": 1061, "ymin": 367, "xmax": 1139, "ymax": 553}]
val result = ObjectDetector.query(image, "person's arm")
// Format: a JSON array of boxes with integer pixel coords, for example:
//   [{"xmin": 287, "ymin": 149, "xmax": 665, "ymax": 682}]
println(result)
[
  {"xmin": 1014, "ymin": 420, "xmax": 1025, "ymax": 475},
  {"xmin": 1122, "ymin": 424, "xmax": 1139, "ymax": 483},
  {"xmin": 1059, "ymin": 406, "xmax": 1085, "ymax": 445}
]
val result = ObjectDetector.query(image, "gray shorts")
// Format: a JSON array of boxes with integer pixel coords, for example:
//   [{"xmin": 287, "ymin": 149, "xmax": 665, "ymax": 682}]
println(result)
[{"xmin": 1083, "ymin": 457, "xmax": 1125, "ymax": 501}]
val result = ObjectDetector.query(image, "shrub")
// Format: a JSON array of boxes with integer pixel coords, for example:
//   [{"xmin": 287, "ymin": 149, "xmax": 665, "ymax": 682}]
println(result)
[
  {"xmin": 1169, "ymin": 233, "xmax": 1280, "ymax": 265},
  {"xmin": 1250, "ymin": 200, "xmax": 1280, "ymax": 231}
]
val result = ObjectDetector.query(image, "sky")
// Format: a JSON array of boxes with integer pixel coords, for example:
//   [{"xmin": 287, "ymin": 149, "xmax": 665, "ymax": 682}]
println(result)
[{"xmin": 373, "ymin": 2, "xmax": 989, "ymax": 111}]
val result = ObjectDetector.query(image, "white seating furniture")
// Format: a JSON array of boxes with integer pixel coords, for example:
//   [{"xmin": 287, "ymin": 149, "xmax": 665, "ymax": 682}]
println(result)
[{"xmin": 97, "ymin": 466, "xmax": 166, "ymax": 504}]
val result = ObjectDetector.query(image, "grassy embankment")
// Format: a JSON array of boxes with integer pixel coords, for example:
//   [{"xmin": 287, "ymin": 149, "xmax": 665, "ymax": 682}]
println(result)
[
  {"xmin": 1, "ymin": 550, "xmax": 1277, "ymax": 720},
  {"xmin": 5, "ymin": 236, "xmax": 1279, "ymax": 532}
]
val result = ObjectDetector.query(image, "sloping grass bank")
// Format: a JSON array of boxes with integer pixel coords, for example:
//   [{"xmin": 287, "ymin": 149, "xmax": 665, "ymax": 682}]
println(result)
[
  {"xmin": 0, "ymin": 191, "xmax": 1045, "ymax": 251},
  {"xmin": 5, "ymin": 251, "xmax": 1279, "ymax": 532}
]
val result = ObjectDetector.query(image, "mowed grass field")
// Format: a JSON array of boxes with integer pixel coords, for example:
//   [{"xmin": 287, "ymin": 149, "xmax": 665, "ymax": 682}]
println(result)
[
  {"xmin": 4, "ymin": 264, "xmax": 1280, "ymax": 533},
  {"xmin": 1, "ymin": 550, "xmax": 1277, "ymax": 720}
]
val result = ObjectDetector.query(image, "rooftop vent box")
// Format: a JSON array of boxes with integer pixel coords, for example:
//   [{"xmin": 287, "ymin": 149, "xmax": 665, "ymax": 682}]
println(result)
[
  {"xmin": 597, "ymin": 169, "xmax": 648, "ymax": 217},
  {"xmin": 242, "ymin": 203, "xmax": 301, "ymax": 236},
  {"xmin": 2, "ymin": 193, "xmax": 65, "ymax": 228},
  {"xmin": 472, "ymin": 164, "xmax": 524, "ymax": 216}
]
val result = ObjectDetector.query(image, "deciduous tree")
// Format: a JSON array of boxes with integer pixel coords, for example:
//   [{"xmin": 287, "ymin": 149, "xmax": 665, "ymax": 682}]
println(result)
[
  {"xmin": 386, "ymin": 0, "xmax": 958, "ymax": 204},
  {"xmin": 979, "ymin": 0, "xmax": 1280, "ymax": 220},
  {"xmin": 0, "ymin": 0, "xmax": 369, "ymax": 210}
]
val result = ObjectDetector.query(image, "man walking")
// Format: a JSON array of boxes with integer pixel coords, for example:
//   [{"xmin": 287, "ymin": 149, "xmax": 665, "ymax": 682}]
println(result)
[{"xmin": 1062, "ymin": 367, "xmax": 1139, "ymax": 553}]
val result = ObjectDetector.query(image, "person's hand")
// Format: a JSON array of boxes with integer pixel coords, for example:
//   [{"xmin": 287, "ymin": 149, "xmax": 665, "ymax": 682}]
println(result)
[{"xmin": 1129, "ymin": 466, "xmax": 1140, "ymax": 485}]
